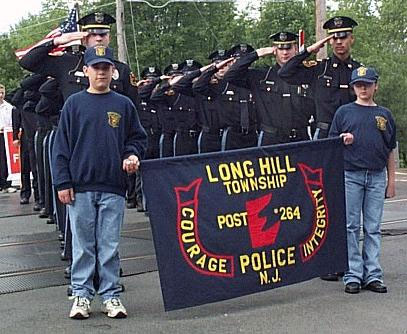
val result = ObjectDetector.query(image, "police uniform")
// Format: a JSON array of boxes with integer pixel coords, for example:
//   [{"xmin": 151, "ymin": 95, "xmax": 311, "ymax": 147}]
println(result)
[
  {"xmin": 129, "ymin": 66, "xmax": 162, "ymax": 211},
  {"xmin": 171, "ymin": 59, "xmax": 203, "ymax": 156},
  {"xmin": 19, "ymin": 12, "xmax": 138, "ymax": 104},
  {"xmin": 224, "ymin": 36, "xmax": 314, "ymax": 146},
  {"xmin": 151, "ymin": 62, "xmax": 202, "ymax": 157},
  {"xmin": 197, "ymin": 44, "xmax": 258, "ymax": 151},
  {"xmin": 137, "ymin": 66, "xmax": 162, "ymax": 159},
  {"xmin": 278, "ymin": 17, "xmax": 360, "ymax": 139},
  {"xmin": 192, "ymin": 49, "xmax": 229, "ymax": 153},
  {"xmin": 150, "ymin": 63, "xmax": 182, "ymax": 157}
]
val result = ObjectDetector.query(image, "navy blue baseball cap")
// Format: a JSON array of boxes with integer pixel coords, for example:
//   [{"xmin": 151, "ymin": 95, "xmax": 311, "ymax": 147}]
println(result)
[
  {"xmin": 84, "ymin": 46, "xmax": 114, "ymax": 66},
  {"xmin": 350, "ymin": 66, "xmax": 379, "ymax": 85}
]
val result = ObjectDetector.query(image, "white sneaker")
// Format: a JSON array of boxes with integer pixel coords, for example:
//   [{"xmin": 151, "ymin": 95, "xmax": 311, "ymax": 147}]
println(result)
[
  {"xmin": 6, "ymin": 187, "xmax": 16, "ymax": 193},
  {"xmin": 69, "ymin": 296, "xmax": 91, "ymax": 319},
  {"xmin": 101, "ymin": 298, "xmax": 127, "ymax": 318}
]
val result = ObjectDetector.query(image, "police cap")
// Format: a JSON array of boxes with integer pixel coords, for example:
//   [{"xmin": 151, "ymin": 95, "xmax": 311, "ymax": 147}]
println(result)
[
  {"xmin": 208, "ymin": 49, "xmax": 229, "ymax": 62},
  {"xmin": 228, "ymin": 43, "xmax": 254, "ymax": 58},
  {"xmin": 164, "ymin": 63, "xmax": 183, "ymax": 76},
  {"xmin": 179, "ymin": 59, "xmax": 203, "ymax": 73},
  {"xmin": 269, "ymin": 32, "xmax": 298, "ymax": 49},
  {"xmin": 78, "ymin": 12, "xmax": 116, "ymax": 34},
  {"xmin": 140, "ymin": 66, "xmax": 162, "ymax": 79},
  {"xmin": 323, "ymin": 16, "xmax": 358, "ymax": 38},
  {"xmin": 84, "ymin": 46, "xmax": 115, "ymax": 66},
  {"xmin": 349, "ymin": 66, "xmax": 379, "ymax": 85}
]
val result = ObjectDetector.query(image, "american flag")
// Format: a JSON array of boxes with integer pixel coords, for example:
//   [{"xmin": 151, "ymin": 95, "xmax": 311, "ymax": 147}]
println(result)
[{"xmin": 15, "ymin": 8, "xmax": 79, "ymax": 60}]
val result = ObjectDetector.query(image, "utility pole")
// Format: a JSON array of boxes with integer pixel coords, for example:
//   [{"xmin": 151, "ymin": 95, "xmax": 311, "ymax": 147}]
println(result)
[
  {"xmin": 315, "ymin": 0, "xmax": 327, "ymax": 59},
  {"xmin": 116, "ymin": 0, "xmax": 127, "ymax": 63}
]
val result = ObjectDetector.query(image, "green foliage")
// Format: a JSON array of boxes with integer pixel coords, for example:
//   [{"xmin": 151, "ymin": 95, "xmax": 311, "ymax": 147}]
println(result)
[{"xmin": 0, "ymin": 35, "xmax": 24, "ymax": 90}]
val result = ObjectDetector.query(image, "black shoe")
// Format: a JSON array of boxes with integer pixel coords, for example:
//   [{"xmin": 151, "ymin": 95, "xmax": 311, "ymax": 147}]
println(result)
[
  {"xmin": 320, "ymin": 273, "xmax": 339, "ymax": 281},
  {"xmin": 67, "ymin": 285, "xmax": 73, "ymax": 297},
  {"xmin": 64, "ymin": 266, "xmax": 71, "ymax": 279},
  {"xmin": 47, "ymin": 218, "xmax": 55, "ymax": 224},
  {"xmin": 363, "ymin": 281, "xmax": 387, "ymax": 293},
  {"xmin": 58, "ymin": 233, "xmax": 64, "ymax": 241},
  {"xmin": 33, "ymin": 202, "xmax": 42, "ymax": 212},
  {"xmin": 126, "ymin": 202, "xmax": 137, "ymax": 209},
  {"xmin": 39, "ymin": 208, "xmax": 48, "ymax": 218},
  {"xmin": 137, "ymin": 207, "xmax": 146, "ymax": 212},
  {"xmin": 20, "ymin": 198, "xmax": 29, "ymax": 205},
  {"xmin": 60, "ymin": 241, "xmax": 65, "ymax": 249},
  {"xmin": 60, "ymin": 251, "xmax": 68, "ymax": 261},
  {"xmin": 345, "ymin": 282, "xmax": 361, "ymax": 294}
]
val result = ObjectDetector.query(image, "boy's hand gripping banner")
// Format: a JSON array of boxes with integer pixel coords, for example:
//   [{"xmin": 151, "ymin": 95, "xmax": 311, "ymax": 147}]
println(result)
[{"xmin": 141, "ymin": 138, "xmax": 347, "ymax": 311}]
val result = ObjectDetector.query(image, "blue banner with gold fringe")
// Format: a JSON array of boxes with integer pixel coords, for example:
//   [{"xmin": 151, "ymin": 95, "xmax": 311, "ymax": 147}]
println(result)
[{"xmin": 141, "ymin": 138, "xmax": 347, "ymax": 311}]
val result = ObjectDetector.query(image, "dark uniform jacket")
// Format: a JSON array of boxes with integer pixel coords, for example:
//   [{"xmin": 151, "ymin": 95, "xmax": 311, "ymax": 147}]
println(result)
[
  {"xmin": 194, "ymin": 66, "xmax": 256, "ymax": 133},
  {"xmin": 19, "ymin": 41, "xmax": 137, "ymax": 103},
  {"xmin": 278, "ymin": 50, "xmax": 360, "ymax": 125},
  {"xmin": 224, "ymin": 51, "xmax": 314, "ymax": 137}
]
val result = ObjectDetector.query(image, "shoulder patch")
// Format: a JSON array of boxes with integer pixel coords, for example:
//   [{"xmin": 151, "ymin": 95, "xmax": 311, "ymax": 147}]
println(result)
[
  {"xmin": 303, "ymin": 60, "xmax": 318, "ymax": 68},
  {"xmin": 130, "ymin": 72, "xmax": 137, "ymax": 86}
]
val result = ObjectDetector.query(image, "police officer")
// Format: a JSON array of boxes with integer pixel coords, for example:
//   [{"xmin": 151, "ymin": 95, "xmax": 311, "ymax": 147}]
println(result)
[
  {"xmin": 278, "ymin": 16, "xmax": 360, "ymax": 139},
  {"xmin": 151, "ymin": 61, "xmax": 203, "ymax": 157},
  {"xmin": 137, "ymin": 66, "xmax": 162, "ymax": 160},
  {"xmin": 197, "ymin": 43, "xmax": 258, "ymax": 151},
  {"xmin": 19, "ymin": 12, "xmax": 137, "ymax": 104},
  {"xmin": 192, "ymin": 49, "xmax": 230, "ymax": 153},
  {"xmin": 128, "ymin": 66, "xmax": 162, "ymax": 211},
  {"xmin": 224, "ymin": 34, "xmax": 314, "ymax": 145}
]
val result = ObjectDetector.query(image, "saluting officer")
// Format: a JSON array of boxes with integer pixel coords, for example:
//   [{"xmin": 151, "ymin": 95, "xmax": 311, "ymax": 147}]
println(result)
[
  {"xmin": 224, "ymin": 33, "xmax": 314, "ymax": 145},
  {"xmin": 128, "ymin": 66, "xmax": 162, "ymax": 211},
  {"xmin": 150, "ymin": 63, "xmax": 183, "ymax": 158},
  {"xmin": 192, "ymin": 49, "xmax": 230, "ymax": 153},
  {"xmin": 197, "ymin": 43, "xmax": 258, "ymax": 151},
  {"xmin": 278, "ymin": 16, "xmax": 360, "ymax": 139},
  {"xmin": 19, "ymin": 12, "xmax": 137, "ymax": 103}
]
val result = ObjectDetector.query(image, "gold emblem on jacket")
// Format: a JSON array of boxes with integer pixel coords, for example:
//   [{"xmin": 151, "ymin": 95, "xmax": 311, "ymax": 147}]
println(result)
[
  {"xmin": 375, "ymin": 116, "xmax": 387, "ymax": 131},
  {"xmin": 107, "ymin": 112, "xmax": 121, "ymax": 128}
]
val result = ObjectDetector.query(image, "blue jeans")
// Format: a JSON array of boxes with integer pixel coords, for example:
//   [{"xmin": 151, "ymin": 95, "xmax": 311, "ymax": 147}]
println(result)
[
  {"xmin": 68, "ymin": 191, "xmax": 125, "ymax": 301},
  {"xmin": 343, "ymin": 169, "xmax": 386, "ymax": 286}
]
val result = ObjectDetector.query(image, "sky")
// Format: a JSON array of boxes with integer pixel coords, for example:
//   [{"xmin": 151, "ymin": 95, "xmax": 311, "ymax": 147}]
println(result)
[{"xmin": 0, "ymin": 0, "xmax": 43, "ymax": 34}]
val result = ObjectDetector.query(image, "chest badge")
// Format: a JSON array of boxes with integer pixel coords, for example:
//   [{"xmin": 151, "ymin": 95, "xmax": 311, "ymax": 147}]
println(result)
[
  {"xmin": 375, "ymin": 116, "xmax": 387, "ymax": 131},
  {"xmin": 107, "ymin": 112, "xmax": 121, "ymax": 128}
]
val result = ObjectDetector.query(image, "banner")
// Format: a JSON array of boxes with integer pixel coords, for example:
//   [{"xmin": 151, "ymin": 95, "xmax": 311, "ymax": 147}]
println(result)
[
  {"xmin": 141, "ymin": 138, "xmax": 347, "ymax": 311},
  {"xmin": 3, "ymin": 127, "xmax": 21, "ymax": 183}
]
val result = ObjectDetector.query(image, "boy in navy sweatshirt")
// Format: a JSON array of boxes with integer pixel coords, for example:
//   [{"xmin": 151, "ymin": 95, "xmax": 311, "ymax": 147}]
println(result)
[
  {"xmin": 329, "ymin": 67, "xmax": 396, "ymax": 295},
  {"xmin": 52, "ymin": 46, "xmax": 147, "ymax": 319}
]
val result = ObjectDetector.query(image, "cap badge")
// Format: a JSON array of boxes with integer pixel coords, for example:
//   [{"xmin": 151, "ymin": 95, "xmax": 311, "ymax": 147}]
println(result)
[
  {"xmin": 148, "ymin": 67, "xmax": 155, "ymax": 73},
  {"xmin": 186, "ymin": 59, "xmax": 193, "ymax": 67},
  {"xmin": 241, "ymin": 44, "xmax": 247, "ymax": 52},
  {"xmin": 334, "ymin": 17, "xmax": 343, "ymax": 27},
  {"xmin": 357, "ymin": 67, "xmax": 367, "ymax": 77},
  {"xmin": 95, "ymin": 46, "xmax": 106, "ymax": 57},
  {"xmin": 280, "ymin": 32, "xmax": 287, "ymax": 41},
  {"xmin": 95, "ymin": 13, "xmax": 104, "ymax": 24},
  {"xmin": 219, "ymin": 50, "xmax": 225, "ymax": 56},
  {"xmin": 172, "ymin": 64, "xmax": 179, "ymax": 70}
]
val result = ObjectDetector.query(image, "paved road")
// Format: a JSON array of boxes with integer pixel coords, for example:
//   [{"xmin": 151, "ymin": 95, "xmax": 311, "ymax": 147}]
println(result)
[{"xmin": 0, "ymin": 170, "xmax": 406, "ymax": 334}]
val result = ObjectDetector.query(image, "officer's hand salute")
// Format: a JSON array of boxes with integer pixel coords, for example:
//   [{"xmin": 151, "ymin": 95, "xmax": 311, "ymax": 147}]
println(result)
[
  {"xmin": 306, "ymin": 35, "xmax": 334, "ymax": 54},
  {"xmin": 53, "ymin": 32, "xmax": 89, "ymax": 46},
  {"xmin": 255, "ymin": 46, "xmax": 278, "ymax": 58}
]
